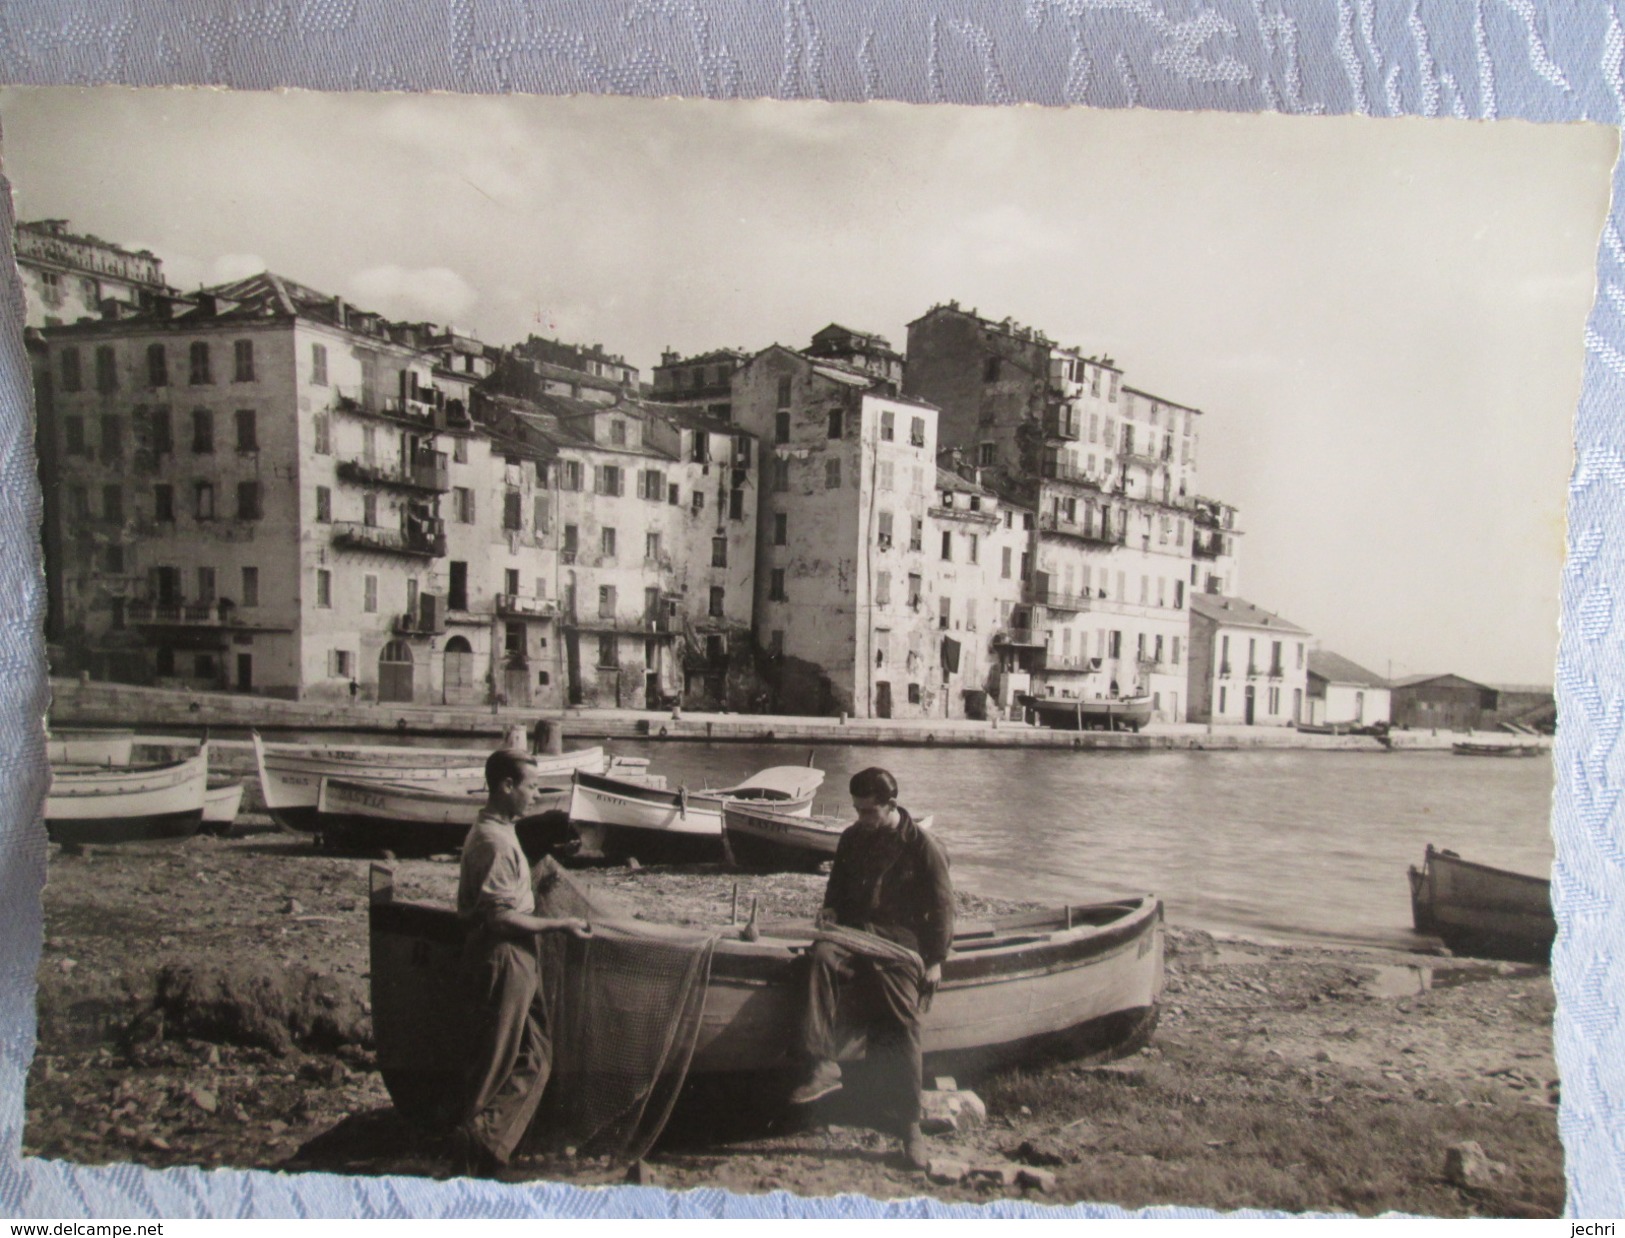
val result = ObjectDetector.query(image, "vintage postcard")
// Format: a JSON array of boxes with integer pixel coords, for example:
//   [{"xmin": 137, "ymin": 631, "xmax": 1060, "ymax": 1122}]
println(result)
[{"xmin": 1, "ymin": 86, "xmax": 1614, "ymax": 1216}]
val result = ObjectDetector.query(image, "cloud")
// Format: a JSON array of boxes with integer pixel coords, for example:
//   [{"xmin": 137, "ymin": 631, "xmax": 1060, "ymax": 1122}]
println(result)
[
  {"xmin": 209, "ymin": 253, "xmax": 267, "ymax": 283},
  {"xmin": 144, "ymin": 249, "xmax": 266, "ymax": 291},
  {"xmin": 345, "ymin": 265, "xmax": 478, "ymax": 326}
]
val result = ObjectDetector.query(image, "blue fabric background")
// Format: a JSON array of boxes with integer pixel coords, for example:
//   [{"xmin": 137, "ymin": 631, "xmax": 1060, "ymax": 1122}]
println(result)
[{"xmin": 0, "ymin": 0, "xmax": 1617, "ymax": 1220}]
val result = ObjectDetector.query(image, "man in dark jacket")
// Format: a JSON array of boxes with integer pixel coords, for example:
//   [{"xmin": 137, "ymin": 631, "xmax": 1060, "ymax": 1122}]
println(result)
[{"xmin": 788, "ymin": 766, "xmax": 954, "ymax": 1171}]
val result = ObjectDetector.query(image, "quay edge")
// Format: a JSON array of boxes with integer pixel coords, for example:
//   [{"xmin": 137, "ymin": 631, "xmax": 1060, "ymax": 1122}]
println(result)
[{"xmin": 41, "ymin": 679, "xmax": 1497, "ymax": 753}]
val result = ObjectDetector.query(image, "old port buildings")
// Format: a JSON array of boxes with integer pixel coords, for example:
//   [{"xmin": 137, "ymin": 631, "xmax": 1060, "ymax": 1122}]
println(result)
[{"xmin": 25, "ymin": 221, "xmax": 1325, "ymax": 725}]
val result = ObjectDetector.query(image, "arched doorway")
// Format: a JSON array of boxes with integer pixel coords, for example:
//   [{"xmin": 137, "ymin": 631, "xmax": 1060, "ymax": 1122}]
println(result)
[
  {"xmin": 442, "ymin": 635, "xmax": 478, "ymax": 706},
  {"xmin": 378, "ymin": 639, "xmax": 415, "ymax": 703}
]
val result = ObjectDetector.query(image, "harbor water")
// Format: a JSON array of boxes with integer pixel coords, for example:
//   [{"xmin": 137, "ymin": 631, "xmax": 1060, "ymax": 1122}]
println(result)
[{"xmin": 593, "ymin": 741, "xmax": 1556, "ymax": 951}]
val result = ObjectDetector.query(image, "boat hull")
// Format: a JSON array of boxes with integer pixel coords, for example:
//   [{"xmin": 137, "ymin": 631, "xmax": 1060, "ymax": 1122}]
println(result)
[
  {"xmin": 1451, "ymin": 742, "xmax": 1543, "ymax": 758},
  {"xmin": 199, "ymin": 780, "xmax": 246, "ymax": 834},
  {"xmin": 251, "ymin": 733, "xmax": 608, "ymax": 833},
  {"xmin": 722, "ymin": 807, "xmax": 846, "ymax": 872},
  {"xmin": 46, "ymin": 749, "xmax": 208, "ymax": 846},
  {"xmin": 1020, "ymin": 695, "xmax": 1153, "ymax": 733},
  {"xmin": 1408, "ymin": 845, "xmax": 1554, "ymax": 963},
  {"xmin": 314, "ymin": 776, "xmax": 570, "ymax": 856},
  {"xmin": 368, "ymin": 892, "xmax": 1164, "ymax": 1124},
  {"xmin": 569, "ymin": 769, "xmax": 818, "ymax": 865}
]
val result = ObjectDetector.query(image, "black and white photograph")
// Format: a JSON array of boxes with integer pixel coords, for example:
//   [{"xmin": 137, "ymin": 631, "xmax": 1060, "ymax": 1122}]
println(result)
[{"xmin": 5, "ymin": 87, "xmax": 1613, "ymax": 1213}]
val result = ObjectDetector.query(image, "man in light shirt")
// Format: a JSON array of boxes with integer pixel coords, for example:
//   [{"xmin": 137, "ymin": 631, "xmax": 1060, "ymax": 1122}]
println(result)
[{"xmin": 454, "ymin": 747, "xmax": 589, "ymax": 1176}]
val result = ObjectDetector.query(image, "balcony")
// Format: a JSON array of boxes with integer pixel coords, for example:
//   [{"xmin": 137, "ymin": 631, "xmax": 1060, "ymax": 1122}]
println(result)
[
  {"xmin": 331, "ymin": 388, "xmax": 440, "ymax": 431},
  {"xmin": 1022, "ymin": 584, "xmax": 1094, "ymax": 613},
  {"xmin": 496, "ymin": 593, "xmax": 557, "ymax": 619},
  {"xmin": 1038, "ymin": 511, "xmax": 1123, "ymax": 547},
  {"xmin": 331, "ymin": 520, "xmax": 446, "ymax": 558},
  {"xmin": 1268, "ymin": 663, "xmax": 1285, "ymax": 679},
  {"xmin": 336, "ymin": 452, "xmax": 450, "ymax": 493},
  {"xmin": 127, "ymin": 600, "xmax": 222, "ymax": 625},
  {"xmin": 993, "ymin": 627, "xmax": 1046, "ymax": 647},
  {"xmin": 1041, "ymin": 460, "xmax": 1100, "ymax": 489}
]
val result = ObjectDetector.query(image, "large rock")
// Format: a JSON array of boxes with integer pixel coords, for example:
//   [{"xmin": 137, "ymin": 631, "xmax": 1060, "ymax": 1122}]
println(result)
[
  {"xmin": 920, "ymin": 1086, "xmax": 987, "ymax": 1135},
  {"xmin": 1444, "ymin": 1141, "xmax": 1506, "ymax": 1189}
]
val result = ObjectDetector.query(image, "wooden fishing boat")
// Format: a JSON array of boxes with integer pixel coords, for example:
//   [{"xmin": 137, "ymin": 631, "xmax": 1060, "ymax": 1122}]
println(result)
[
  {"xmin": 569, "ymin": 766, "xmax": 826, "ymax": 865},
  {"xmin": 1451, "ymin": 742, "xmax": 1544, "ymax": 758},
  {"xmin": 368, "ymin": 872, "xmax": 1165, "ymax": 1124},
  {"xmin": 199, "ymin": 778, "xmax": 246, "ymax": 834},
  {"xmin": 46, "ymin": 745, "xmax": 209, "ymax": 846},
  {"xmin": 721, "ymin": 804, "xmax": 935, "ymax": 873},
  {"xmin": 1019, "ymin": 693, "xmax": 1154, "ymax": 733},
  {"xmin": 46, "ymin": 728, "xmax": 136, "ymax": 766},
  {"xmin": 313, "ymin": 775, "xmax": 571, "ymax": 856},
  {"xmin": 251, "ymin": 733, "xmax": 622, "ymax": 833},
  {"xmin": 1407, "ymin": 844, "xmax": 1555, "ymax": 964}
]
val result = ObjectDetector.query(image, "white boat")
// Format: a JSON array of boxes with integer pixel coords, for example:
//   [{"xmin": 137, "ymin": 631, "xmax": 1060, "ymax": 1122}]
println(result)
[
  {"xmin": 251, "ymin": 733, "xmax": 619, "ymax": 833},
  {"xmin": 46, "ymin": 745, "xmax": 209, "ymax": 846},
  {"xmin": 201, "ymin": 778, "xmax": 246, "ymax": 834},
  {"xmin": 568, "ymin": 765, "xmax": 826, "ymax": 864},
  {"xmin": 313, "ymin": 775, "xmax": 572, "ymax": 856},
  {"xmin": 46, "ymin": 728, "xmax": 136, "ymax": 766}
]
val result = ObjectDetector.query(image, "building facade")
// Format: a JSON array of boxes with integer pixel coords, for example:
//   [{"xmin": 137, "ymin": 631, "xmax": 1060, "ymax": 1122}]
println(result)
[
  {"xmin": 1305, "ymin": 650, "xmax": 1391, "ymax": 727},
  {"xmin": 1187, "ymin": 594, "xmax": 1312, "ymax": 726},
  {"xmin": 905, "ymin": 302, "xmax": 1213, "ymax": 721},
  {"xmin": 650, "ymin": 348, "xmax": 749, "ymax": 421}
]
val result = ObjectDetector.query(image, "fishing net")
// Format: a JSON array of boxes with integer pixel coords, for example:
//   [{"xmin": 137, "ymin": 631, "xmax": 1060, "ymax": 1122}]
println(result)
[{"xmin": 525, "ymin": 859, "xmax": 719, "ymax": 1164}]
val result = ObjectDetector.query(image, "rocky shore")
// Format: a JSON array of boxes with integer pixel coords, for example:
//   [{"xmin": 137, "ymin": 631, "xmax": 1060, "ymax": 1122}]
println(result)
[{"xmin": 24, "ymin": 822, "xmax": 1563, "ymax": 1216}]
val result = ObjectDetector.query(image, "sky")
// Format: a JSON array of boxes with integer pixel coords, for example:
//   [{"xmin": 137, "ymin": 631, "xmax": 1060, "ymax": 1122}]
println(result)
[{"xmin": 0, "ymin": 88, "xmax": 1613, "ymax": 686}]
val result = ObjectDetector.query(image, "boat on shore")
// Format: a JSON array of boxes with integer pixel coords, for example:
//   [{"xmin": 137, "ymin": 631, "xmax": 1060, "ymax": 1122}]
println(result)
[
  {"xmin": 46, "ymin": 745, "xmax": 209, "ymax": 846},
  {"xmin": 1019, "ymin": 693, "xmax": 1153, "ymax": 733},
  {"xmin": 313, "ymin": 775, "xmax": 572, "ymax": 856},
  {"xmin": 1407, "ymin": 844, "xmax": 1555, "ymax": 964},
  {"xmin": 1451, "ymin": 742, "xmax": 1545, "ymax": 758},
  {"xmin": 368, "ymin": 874, "xmax": 1165, "ymax": 1125},
  {"xmin": 46, "ymin": 728, "xmax": 136, "ymax": 766},
  {"xmin": 251, "ymin": 733, "xmax": 626, "ymax": 833},
  {"xmin": 200, "ymin": 777, "xmax": 246, "ymax": 834},
  {"xmin": 568, "ymin": 766, "xmax": 826, "ymax": 865},
  {"xmin": 721, "ymin": 804, "xmax": 935, "ymax": 873}
]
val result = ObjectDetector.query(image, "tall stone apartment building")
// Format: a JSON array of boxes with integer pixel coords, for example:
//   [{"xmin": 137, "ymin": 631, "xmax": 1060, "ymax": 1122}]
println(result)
[
  {"xmin": 16, "ymin": 219, "xmax": 173, "ymax": 331},
  {"xmin": 905, "ymin": 302, "xmax": 1232, "ymax": 723},
  {"xmin": 730, "ymin": 332, "xmax": 1023, "ymax": 719},
  {"xmin": 36, "ymin": 270, "xmax": 759, "ymax": 709}
]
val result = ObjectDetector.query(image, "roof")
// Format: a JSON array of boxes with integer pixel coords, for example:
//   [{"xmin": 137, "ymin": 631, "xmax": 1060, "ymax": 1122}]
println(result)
[
  {"xmin": 655, "ymin": 347, "xmax": 749, "ymax": 369},
  {"xmin": 1490, "ymin": 683, "xmax": 1554, "ymax": 697},
  {"xmin": 1188, "ymin": 594, "xmax": 1310, "ymax": 636},
  {"xmin": 1307, "ymin": 650, "xmax": 1387, "ymax": 688},
  {"xmin": 936, "ymin": 466, "xmax": 995, "ymax": 499},
  {"xmin": 1389, "ymin": 673, "xmax": 1493, "ymax": 692}
]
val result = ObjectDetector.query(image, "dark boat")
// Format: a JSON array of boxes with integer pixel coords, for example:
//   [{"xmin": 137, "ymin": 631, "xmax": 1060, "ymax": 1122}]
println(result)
[
  {"xmin": 1408, "ymin": 844, "xmax": 1555, "ymax": 963},
  {"xmin": 721, "ymin": 804, "xmax": 936, "ymax": 873},
  {"xmin": 368, "ymin": 870, "xmax": 1165, "ymax": 1124},
  {"xmin": 1451, "ymin": 742, "xmax": 1544, "ymax": 758},
  {"xmin": 1019, "ymin": 693, "xmax": 1153, "ymax": 733}
]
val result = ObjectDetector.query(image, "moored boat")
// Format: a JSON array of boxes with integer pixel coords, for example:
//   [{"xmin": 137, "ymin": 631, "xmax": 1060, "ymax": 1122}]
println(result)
[
  {"xmin": 1019, "ymin": 693, "xmax": 1154, "ymax": 733},
  {"xmin": 1407, "ymin": 844, "xmax": 1555, "ymax": 964},
  {"xmin": 721, "ymin": 804, "xmax": 935, "ymax": 873},
  {"xmin": 200, "ymin": 777, "xmax": 246, "ymax": 834},
  {"xmin": 313, "ymin": 775, "xmax": 571, "ymax": 856},
  {"xmin": 1451, "ymin": 742, "xmax": 1544, "ymax": 758},
  {"xmin": 251, "ymin": 733, "xmax": 620, "ymax": 834},
  {"xmin": 569, "ymin": 766, "xmax": 826, "ymax": 865},
  {"xmin": 46, "ymin": 745, "xmax": 209, "ymax": 846},
  {"xmin": 368, "ymin": 875, "xmax": 1165, "ymax": 1125},
  {"xmin": 46, "ymin": 728, "xmax": 136, "ymax": 766}
]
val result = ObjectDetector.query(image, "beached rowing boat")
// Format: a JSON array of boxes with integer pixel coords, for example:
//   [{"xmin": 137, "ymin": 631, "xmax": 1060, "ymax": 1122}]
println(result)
[
  {"xmin": 569, "ymin": 766, "xmax": 826, "ymax": 864},
  {"xmin": 721, "ymin": 804, "xmax": 935, "ymax": 872},
  {"xmin": 46, "ymin": 728, "xmax": 136, "ymax": 766},
  {"xmin": 1407, "ymin": 844, "xmax": 1555, "ymax": 964},
  {"xmin": 251, "ymin": 733, "xmax": 621, "ymax": 833},
  {"xmin": 313, "ymin": 775, "xmax": 572, "ymax": 856},
  {"xmin": 200, "ymin": 778, "xmax": 246, "ymax": 833},
  {"xmin": 1018, "ymin": 693, "xmax": 1154, "ymax": 733},
  {"xmin": 368, "ymin": 873, "xmax": 1165, "ymax": 1125},
  {"xmin": 45, "ymin": 745, "xmax": 209, "ymax": 845}
]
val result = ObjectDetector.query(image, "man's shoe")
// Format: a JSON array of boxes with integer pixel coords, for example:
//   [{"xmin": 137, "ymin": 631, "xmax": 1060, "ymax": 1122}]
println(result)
[
  {"xmin": 900, "ymin": 1122, "xmax": 930, "ymax": 1172},
  {"xmin": 787, "ymin": 1059, "xmax": 843, "ymax": 1104}
]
